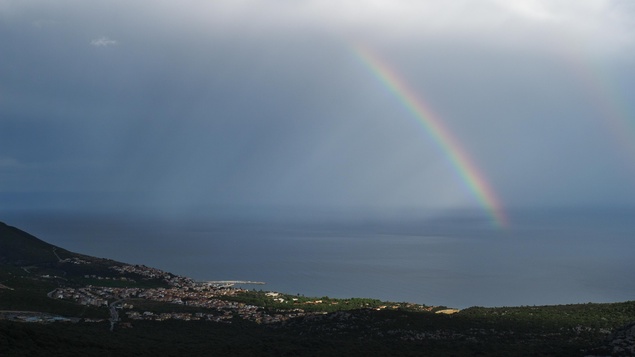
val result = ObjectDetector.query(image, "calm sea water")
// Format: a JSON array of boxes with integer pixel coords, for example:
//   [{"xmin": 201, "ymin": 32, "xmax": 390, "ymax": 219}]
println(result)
[{"xmin": 3, "ymin": 208, "xmax": 635, "ymax": 308}]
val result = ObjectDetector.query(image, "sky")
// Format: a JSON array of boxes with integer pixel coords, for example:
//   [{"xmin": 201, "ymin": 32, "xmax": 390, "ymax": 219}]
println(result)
[{"xmin": 2, "ymin": 0, "xmax": 635, "ymax": 225}]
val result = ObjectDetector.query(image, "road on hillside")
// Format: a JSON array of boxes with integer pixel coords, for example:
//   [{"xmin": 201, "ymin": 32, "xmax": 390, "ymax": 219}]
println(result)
[{"xmin": 109, "ymin": 299, "xmax": 125, "ymax": 332}]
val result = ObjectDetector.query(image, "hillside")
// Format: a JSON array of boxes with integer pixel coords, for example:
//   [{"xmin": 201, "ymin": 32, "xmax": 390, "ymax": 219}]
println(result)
[
  {"xmin": 0, "ymin": 221, "xmax": 68, "ymax": 265},
  {"xmin": 0, "ymin": 220, "xmax": 109, "ymax": 276},
  {"xmin": 0, "ymin": 221, "xmax": 180, "ymax": 322},
  {"xmin": 1, "ymin": 220, "xmax": 635, "ymax": 356}
]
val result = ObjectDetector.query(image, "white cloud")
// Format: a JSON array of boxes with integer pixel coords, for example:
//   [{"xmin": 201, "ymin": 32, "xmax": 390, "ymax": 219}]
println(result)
[
  {"xmin": 118, "ymin": 0, "xmax": 634, "ymax": 56},
  {"xmin": 7, "ymin": 1, "xmax": 634, "ymax": 53},
  {"xmin": 90, "ymin": 36, "xmax": 118, "ymax": 47}
]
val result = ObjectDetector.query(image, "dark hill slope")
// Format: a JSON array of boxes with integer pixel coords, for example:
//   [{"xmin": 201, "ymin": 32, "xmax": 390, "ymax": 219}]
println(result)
[
  {"xmin": 0, "ymin": 221, "xmax": 70, "ymax": 265},
  {"xmin": 0, "ymin": 220, "xmax": 162, "ymax": 283}
]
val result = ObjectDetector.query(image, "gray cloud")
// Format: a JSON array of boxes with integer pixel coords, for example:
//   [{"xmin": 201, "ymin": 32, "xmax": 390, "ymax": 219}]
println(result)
[
  {"xmin": 2, "ymin": 1, "xmax": 635, "ymax": 219},
  {"xmin": 90, "ymin": 36, "xmax": 117, "ymax": 47}
]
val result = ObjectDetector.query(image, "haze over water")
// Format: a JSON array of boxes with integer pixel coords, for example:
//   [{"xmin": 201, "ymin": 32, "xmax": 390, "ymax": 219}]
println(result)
[{"xmin": 5, "ymin": 208, "xmax": 634, "ymax": 309}]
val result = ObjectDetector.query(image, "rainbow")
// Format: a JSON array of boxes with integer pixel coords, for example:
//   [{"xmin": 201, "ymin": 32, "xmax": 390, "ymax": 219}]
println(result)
[
  {"xmin": 558, "ymin": 46, "xmax": 635, "ymax": 176},
  {"xmin": 354, "ymin": 45, "xmax": 508, "ymax": 228}
]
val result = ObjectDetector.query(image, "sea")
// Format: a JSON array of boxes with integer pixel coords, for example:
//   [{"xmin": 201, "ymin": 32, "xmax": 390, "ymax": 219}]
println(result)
[{"xmin": 3, "ymin": 207, "xmax": 634, "ymax": 309}]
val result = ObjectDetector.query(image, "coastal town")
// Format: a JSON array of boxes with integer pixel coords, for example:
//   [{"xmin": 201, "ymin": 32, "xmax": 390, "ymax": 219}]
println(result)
[
  {"xmin": 3, "ymin": 246, "xmax": 438, "ymax": 328},
  {"xmin": 44, "ymin": 261, "xmax": 442, "ymax": 327},
  {"xmin": 3, "ymin": 222, "xmax": 635, "ymax": 356},
  {"xmin": 49, "ymin": 281, "xmax": 309, "ymax": 325},
  {"xmin": 44, "ymin": 263, "xmax": 318, "ymax": 325}
]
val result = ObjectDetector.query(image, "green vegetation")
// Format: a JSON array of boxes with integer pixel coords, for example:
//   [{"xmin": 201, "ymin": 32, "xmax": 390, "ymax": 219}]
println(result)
[
  {"xmin": 72, "ymin": 277, "xmax": 168, "ymax": 289},
  {"xmin": 123, "ymin": 299, "xmax": 219, "ymax": 315},
  {"xmin": 221, "ymin": 290, "xmax": 386, "ymax": 312},
  {"xmin": 460, "ymin": 301, "xmax": 635, "ymax": 330},
  {"xmin": 0, "ymin": 269, "xmax": 107, "ymax": 319},
  {"xmin": 2, "ymin": 302, "xmax": 635, "ymax": 356},
  {"xmin": 0, "ymin": 286, "xmax": 107, "ymax": 319}
]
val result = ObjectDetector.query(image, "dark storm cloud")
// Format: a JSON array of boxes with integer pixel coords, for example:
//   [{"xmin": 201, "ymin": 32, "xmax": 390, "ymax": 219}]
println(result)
[{"xmin": 2, "ymin": 0, "xmax": 635, "ymax": 218}]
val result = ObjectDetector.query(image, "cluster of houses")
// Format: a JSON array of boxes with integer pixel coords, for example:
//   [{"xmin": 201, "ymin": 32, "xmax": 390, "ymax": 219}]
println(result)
[
  {"xmin": 46, "ymin": 262, "xmax": 438, "ymax": 326},
  {"xmin": 108, "ymin": 264, "xmax": 193, "ymax": 287},
  {"xmin": 49, "ymin": 262, "xmax": 320, "ymax": 325},
  {"xmin": 125, "ymin": 310, "xmax": 232, "ymax": 322},
  {"xmin": 0, "ymin": 311, "xmax": 78, "ymax": 323},
  {"xmin": 51, "ymin": 286, "xmax": 132, "ymax": 307},
  {"xmin": 51, "ymin": 283, "xmax": 314, "ymax": 324},
  {"xmin": 123, "ymin": 307, "xmax": 306, "ymax": 324},
  {"xmin": 59, "ymin": 257, "xmax": 90, "ymax": 265}
]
